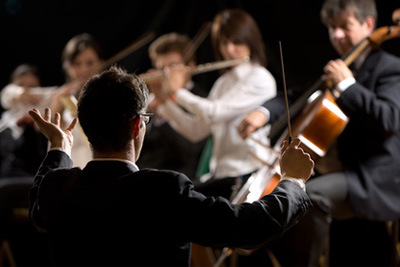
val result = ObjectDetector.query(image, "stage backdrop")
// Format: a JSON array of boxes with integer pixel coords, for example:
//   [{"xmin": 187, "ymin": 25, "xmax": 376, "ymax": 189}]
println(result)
[{"xmin": 1, "ymin": 0, "xmax": 399, "ymax": 114}]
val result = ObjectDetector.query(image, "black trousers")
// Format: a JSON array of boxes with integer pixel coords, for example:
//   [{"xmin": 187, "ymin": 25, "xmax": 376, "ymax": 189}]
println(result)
[
  {"xmin": 0, "ymin": 177, "xmax": 33, "ymax": 240},
  {"xmin": 269, "ymin": 171, "xmax": 355, "ymax": 266}
]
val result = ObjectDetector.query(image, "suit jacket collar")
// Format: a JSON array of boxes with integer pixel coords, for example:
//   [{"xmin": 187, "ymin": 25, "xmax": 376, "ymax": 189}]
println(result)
[
  {"xmin": 81, "ymin": 160, "xmax": 139, "ymax": 184},
  {"xmin": 90, "ymin": 158, "xmax": 139, "ymax": 171},
  {"xmin": 356, "ymin": 49, "xmax": 381, "ymax": 87}
]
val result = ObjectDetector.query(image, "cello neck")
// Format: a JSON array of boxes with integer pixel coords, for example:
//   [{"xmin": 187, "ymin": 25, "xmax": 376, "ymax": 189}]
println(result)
[{"xmin": 268, "ymin": 36, "xmax": 372, "ymax": 142}]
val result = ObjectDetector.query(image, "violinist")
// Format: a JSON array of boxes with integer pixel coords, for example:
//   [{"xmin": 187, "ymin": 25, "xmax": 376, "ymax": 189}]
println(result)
[
  {"xmin": 0, "ymin": 64, "xmax": 48, "ymax": 178},
  {"xmin": 247, "ymin": 0, "xmax": 400, "ymax": 265},
  {"xmin": 155, "ymin": 9, "xmax": 277, "ymax": 199},
  {"xmin": 136, "ymin": 32, "xmax": 208, "ymax": 180},
  {"xmin": 0, "ymin": 64, "xmax": 48, "ymax": 252},
  {"xmin": 50, "ymin": 33, "xmax": 105, "ymax": 168}
]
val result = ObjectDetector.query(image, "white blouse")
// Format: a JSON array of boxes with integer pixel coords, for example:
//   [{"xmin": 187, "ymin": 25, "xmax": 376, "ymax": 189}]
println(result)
[
  {"xmin": 0, "ymin": 84, "xmax": 58, "ymax": 139},
  {"xmin": 0, "ymin": 83, "xmax": 91, "ymax": 169},
  {"xmin": 158, "ymin": 62, "xmax": 277, "ymax": 179}
]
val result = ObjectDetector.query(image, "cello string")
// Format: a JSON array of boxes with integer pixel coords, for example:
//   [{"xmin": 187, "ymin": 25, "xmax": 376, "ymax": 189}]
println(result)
[{"xmin": 279, "ymin": 41, "xmax": 292, "ymax": 144}]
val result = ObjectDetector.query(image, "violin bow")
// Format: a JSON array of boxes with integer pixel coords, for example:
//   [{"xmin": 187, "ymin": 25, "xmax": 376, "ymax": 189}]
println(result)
[
  {"xmin": 182, "ymin": 22, "xmax": 211, "ymax": 64},
  {"xmin": 63, "ymin": 30, "xmax": 157, "ymax": 111},
  {"xmin": 102, "ymin": 31, "xmax": 156, "ymax": 70},
  {"xmin": 279, "ymin": 41, "xmax": 293, "ymax": 144}
]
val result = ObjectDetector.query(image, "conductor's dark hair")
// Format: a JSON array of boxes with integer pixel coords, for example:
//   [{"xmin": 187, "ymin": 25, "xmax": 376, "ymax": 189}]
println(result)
[{"xmin": 78, "ymin": 66, "xmax": 149, "ymax": 152}]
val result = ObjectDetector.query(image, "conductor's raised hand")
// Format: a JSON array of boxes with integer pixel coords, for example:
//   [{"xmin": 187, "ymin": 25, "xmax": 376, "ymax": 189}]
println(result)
[
  {"xmin": 29, "ymin": 108, "xmax": 78, "ymax": 156},
  {"xmin": 280, "ymin": 138, "xmax": 314, "ymax": 183}
]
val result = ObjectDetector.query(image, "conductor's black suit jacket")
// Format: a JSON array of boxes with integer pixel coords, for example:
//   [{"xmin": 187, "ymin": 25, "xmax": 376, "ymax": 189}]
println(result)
[{"xmin": 29, "ymin": 150, "xmax": 311, "ymax": 266}]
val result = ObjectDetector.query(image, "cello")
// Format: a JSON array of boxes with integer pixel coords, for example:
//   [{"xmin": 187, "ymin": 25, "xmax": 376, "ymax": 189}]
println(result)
[
  {"xmin": 212, "ymin": 9, "xmax": 400, "ymax": 266},
  {"xmin": 245, "ymin": 8, "xmax": 400, "ymax": 209},
  {"xmin": 269, "ymin": 13, "xmax": 400, "ymax": 160}
]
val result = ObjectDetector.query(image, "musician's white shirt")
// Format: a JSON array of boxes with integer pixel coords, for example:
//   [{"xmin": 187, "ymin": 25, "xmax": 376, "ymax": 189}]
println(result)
[
  {"xmin": 62, "ymin": 109, "xmax": 92, "ymax": 169},
  {"xmin": 0, "ymin": 84, "xmax": 58, "ymax": 139},
  {"xmin": 158, "ymin": 62, "xmax": 277, "ymax": 180},
  {"xmin": 0, "ymin": 83, "xmax": 91, "ymax": 169}
]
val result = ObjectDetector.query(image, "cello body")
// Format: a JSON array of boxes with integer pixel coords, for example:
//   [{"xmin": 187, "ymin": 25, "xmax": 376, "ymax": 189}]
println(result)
[{"xmin": 293, "ymin": 89, "xmax": 348, "ymax": 158}]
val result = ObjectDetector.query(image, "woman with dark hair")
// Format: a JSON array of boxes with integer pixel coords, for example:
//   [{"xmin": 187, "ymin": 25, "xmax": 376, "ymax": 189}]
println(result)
[
  {"xmin": 51, "ymin": 33, "xmax": 105, "ymax": 168},
  {"xmin": 211, "ymin": 9, "xmax": 267, "ymax": 67},
  {"xmin": 0, "ymin": 34, "xmax": 104, "ymax": 264},
  {"xmin": 155, "ymin": 9, "xmax": 277, "ymax": 199},
  {"xmin": 52, "ymin": 33, "xmax": 105, "ymax": 114}
]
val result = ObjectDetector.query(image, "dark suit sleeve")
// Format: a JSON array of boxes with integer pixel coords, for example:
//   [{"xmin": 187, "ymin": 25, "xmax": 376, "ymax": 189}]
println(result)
[
  {"xmin": 261, "ymin": 83, "xmax": 305, "ymax": 125},
  {"xmin": 181, "ymin": 177, "xmax": 311, "ymax": 249},
  {"xmin": 261, "ymin": 92, "xmax": 286, "ymax": 124},
  {"xmin": 29, "ymin": 150, "xmax": 73, "ymax": 231},
  {"xmin": 336, "ymin": 54, "xmax": 400, "ymax": 134}
]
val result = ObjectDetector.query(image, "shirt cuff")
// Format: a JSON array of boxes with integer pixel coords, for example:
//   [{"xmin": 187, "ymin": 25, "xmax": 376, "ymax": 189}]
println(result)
[
  {"xmin": 256, "ymin": 106, "xmax": 270, "ymax": 124},
  {"xmin": 174, "ymin": 88, "xmax": 189, "ymax": 102},
  {"xmin": 49, "ymin": 147, "xmax": 71, "ymax": 158},
  {"xmin": 337, "ymin": 77, "xmax": 356, "ymax": 92},
  {"xmin": 281, "ymin": 176, "xmax": 306, "ymax": 191}
]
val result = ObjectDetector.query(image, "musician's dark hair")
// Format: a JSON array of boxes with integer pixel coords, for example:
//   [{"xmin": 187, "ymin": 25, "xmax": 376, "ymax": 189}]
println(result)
[
  {"xmin": 10, "ymin": 63, "xmax": 40, "ymax": 84},
  {"xmin": 62, "ymin": 33, "xmax": 105, "ymax": 81},
  {"xmin": 78, "ymin": 66, "xmax": 149, "ymax": 153},
  {"xmin": 321, "ymin": 0, "xmax": 377, "ymax": 26},
  {"xmin": 148, "ymin": 32, "xmax": 195, "ymax": 66},
  {"xmin": 211, "ymin": 9, "xmax": 267, "ymax": 67}
]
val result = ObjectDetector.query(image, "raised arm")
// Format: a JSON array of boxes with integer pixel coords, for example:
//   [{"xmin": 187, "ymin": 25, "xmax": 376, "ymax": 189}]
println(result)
[
  {"xmin": 279, "ymin": 137, "xmax": 314, "ymax": 183},
  {"xmin": 29, "ymin": 108, "xmax": 78, "ymax": 155}
]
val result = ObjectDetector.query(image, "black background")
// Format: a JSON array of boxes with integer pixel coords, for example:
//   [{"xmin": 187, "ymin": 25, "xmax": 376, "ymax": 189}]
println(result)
[
  {"xmin": 1, "ymin": 1, "xmax": 400, "ymax": 265},
  {"xmin": 1, "ymin": 0, "xmax": 400, "ymax": 97}
]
